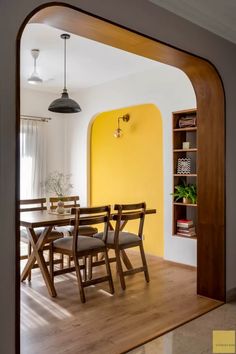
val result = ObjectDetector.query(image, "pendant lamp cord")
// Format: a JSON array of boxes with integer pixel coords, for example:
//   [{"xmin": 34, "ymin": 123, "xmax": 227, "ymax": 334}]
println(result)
[{"xmin": 64, "ymin": 36, "xmax": 67, "ymax": 90}]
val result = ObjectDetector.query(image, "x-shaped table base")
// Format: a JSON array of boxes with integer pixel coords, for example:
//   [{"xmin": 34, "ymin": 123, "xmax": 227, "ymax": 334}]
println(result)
[{"xmin": 21, "ymin": 226, "xmax": 57, "ymax": 297}]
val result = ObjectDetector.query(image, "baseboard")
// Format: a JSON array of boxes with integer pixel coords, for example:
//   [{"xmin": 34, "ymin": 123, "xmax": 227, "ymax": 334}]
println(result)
[{"xmin": 226, "ymin": 287, "xmax": 236, "ymax": 302}]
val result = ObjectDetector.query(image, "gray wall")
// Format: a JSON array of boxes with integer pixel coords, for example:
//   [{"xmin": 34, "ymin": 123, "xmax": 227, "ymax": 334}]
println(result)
[{"xmin": 0, "ymin": 0, "xmax": 236, "ymax": 352}]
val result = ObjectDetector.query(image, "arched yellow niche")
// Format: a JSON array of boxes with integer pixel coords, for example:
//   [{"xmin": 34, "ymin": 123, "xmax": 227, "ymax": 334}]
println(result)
[{"xmin": 90, "ymin": 104, "xmax": 163, "ymax": 256}]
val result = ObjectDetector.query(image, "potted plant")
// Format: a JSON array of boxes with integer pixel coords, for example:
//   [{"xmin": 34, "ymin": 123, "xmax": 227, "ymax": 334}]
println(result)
[{"xmin": 172, "ymin": 182, "xmax": 197, "ymax": 204}]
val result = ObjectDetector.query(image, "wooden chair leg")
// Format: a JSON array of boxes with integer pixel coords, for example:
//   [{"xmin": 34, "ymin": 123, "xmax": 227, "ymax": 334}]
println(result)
[
  {"xmin": 49, "ymin": 244, "xmax": 54, "ymax": 283},
  {"xmin": 74, "ymin": 255, "xmax": 86, "ymax": 303},
  {"xmin": 104, "ymin": 250, "xmax": 114, "ymax": 294},
  {"xmin": 88, "ymin": 255, "xmax": 93, "ymax": 280},
  {"xmin": 67, "ymin": 255, "xmax": 71, "ymax": 268},
  {"xmin": 60, "ymin": 253, "xmax": 64, "ymax": 270},
  {"xmin": 27, "ymin": 242, "xmax": 32, "ymax": 281},
  {"xmin": 139, "ymin": 243, "xmax": 150, "ymax": 282},
  {"xmin": 115, "ymin": 248, "xmax": 126, "ymax": 290},
  {"xmin": 83, "ymin": 256, "xmax": 87, "ymax": 281}
]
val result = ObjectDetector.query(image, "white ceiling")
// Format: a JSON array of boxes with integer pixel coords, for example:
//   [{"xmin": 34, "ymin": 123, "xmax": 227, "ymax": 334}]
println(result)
[
  {"xmin": 149, "ymin": 0, "xmax": 236, "ymax": 44},
  {"xmin": 21, "ymin": 24, "xmax": 164, "ymax": 93}
]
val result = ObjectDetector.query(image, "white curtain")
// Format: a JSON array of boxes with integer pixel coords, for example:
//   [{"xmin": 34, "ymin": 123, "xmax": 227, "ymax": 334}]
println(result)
[{"xmin": 20, "ymin": 119, "xmax": 47, "ymax": 199}]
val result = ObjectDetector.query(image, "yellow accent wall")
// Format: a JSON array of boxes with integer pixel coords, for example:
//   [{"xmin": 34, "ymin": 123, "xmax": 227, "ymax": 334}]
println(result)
[{"xmin": 90, "ymin": 104, "xmax": 163, "ymax": 256}]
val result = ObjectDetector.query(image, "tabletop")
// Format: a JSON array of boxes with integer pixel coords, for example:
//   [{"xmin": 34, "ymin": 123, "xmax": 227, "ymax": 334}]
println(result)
[{"xmin": 20, "ymin": 208, "xmax": 157, "ymax": 228}]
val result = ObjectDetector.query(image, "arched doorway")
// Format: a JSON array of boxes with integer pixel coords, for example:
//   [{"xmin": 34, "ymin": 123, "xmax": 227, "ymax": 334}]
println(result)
[
  {"xmin": 16, "ymin": 2, "xmax": 225, "ymax": 351},
  {"xmin": 18, "ymin": 3, "xmax": 225, "ymax": 300}
]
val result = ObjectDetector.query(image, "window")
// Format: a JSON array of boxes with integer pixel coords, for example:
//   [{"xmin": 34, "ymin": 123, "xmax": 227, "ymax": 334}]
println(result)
[{"xmin": 20, "ymin": 119, "xmax": 47, "ymax": 199}]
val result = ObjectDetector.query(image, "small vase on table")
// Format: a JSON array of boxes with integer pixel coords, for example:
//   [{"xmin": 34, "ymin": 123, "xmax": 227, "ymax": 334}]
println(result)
[{"xmin": 56, "ymin": 200, "xmax": 65, "ymax": 214}]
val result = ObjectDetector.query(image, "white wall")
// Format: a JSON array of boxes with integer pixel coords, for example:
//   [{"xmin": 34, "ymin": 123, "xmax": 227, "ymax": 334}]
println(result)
[
  {"xmin": 64, "ymin": 65, "xmax": 197, "ymax": 266},
  {"xmin": 21, "ymin": 88, "xmax": 66, "ymax": 175}
]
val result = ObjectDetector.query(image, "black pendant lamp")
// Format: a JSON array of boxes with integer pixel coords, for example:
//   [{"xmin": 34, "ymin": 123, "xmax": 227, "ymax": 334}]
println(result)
[{"xmin": 48, "ymin": 34, "xmax": 81, "ymax": 113}]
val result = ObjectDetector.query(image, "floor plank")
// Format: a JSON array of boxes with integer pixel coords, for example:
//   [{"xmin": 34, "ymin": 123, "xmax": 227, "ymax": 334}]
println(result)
[{"xmin": 21, "ymin": 252, "xmax": 222, "ymax": 354}]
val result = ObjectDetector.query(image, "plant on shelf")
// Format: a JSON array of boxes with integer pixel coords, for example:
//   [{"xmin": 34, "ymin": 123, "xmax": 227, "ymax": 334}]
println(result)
[{"xmin": 172, "ymin": 182, "xmax": 197, "ymax": 204}]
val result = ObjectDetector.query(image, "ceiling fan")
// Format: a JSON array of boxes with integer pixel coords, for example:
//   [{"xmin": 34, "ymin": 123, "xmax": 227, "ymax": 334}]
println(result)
[
  {"xmin": 27, "ymin": 49, "xmax": 53, "ymax": 85},
  {"xmin": 27, "ymin": 49, "xmax": 43, "ymax": 84}
]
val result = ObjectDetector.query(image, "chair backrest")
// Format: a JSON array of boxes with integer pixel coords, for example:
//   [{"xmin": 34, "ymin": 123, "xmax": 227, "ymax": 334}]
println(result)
[
  {"xmin": 49, "ymin": 196, "xmax": 80, "ymax": 210},
  {"xmin": 71, "ymin": 206, "xmax": 111, "ymax": 251},
  {"xmin": 113, "ymin": 202, "xmax": 146, "ymax": 243},
  {"xmin": 20, "ymin": 198, "xmax": 47, "ymax": 212}
]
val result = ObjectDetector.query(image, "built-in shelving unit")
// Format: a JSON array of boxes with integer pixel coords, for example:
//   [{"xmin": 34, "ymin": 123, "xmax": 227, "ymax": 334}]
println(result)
[{"xmin": 172, "ymin": 108, "xmax": 197, "ymax": 239}]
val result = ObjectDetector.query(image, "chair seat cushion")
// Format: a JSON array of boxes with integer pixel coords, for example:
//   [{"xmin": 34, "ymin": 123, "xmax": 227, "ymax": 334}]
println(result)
[
  {"xmin": 54, "ymin": 225, "xmax": 74, "ymax": 236},
  {"xmin": 53, "ymin": 235, "xmax": 105, "ymax": 252},
  {"xmin": 20, "ymin": 227, "xmax": 63, "ymax": 243},
  {"xmin": 54, "ymin": 225, "xmax": 98, "ymax": 236},
  {"xmin": 78, "ymin": 226, "xmax": 98, "ymax": 236},
  {"xmin": 95, "ymin": 231, "xmax": 140, "ymax": 246}
]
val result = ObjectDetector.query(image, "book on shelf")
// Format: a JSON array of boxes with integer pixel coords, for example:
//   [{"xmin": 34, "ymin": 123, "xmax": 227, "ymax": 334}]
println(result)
[
  {"xmin": 177, "ymin": 227, "xmax": 196, "ymax": 235},
  {"xmin": 177, "ymin": 226, "xmax": 195, "ymax": 233},
  {"xmin": 177, "ymin": 219, "xmax": 193, "ymax": 224},
  {"xmin": 176, "ymin": 219, "xmax": 196, "ymax": 237},
  {"xmin": 177, "ymin": 232, "xmax": 196, "ymax": 237},
  {"xmin": 178, "ymin": 115, "xmax": 196, "ymax": 128},
  {"xmin": 177, "ymin": 219, "xmax": 193, "ymax": 228}
]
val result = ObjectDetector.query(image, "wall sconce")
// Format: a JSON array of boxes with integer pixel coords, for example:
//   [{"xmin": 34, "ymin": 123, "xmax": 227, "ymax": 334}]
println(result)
[{"xmin": 114, "ymin": 114, "xmax": 130, "ymax": 138}]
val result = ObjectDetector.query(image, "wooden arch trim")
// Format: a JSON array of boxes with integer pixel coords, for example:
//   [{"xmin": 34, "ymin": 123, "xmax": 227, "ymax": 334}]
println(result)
[{"xmin": 28, "ymin": 5, "xmax": 225, "ymax": 301}]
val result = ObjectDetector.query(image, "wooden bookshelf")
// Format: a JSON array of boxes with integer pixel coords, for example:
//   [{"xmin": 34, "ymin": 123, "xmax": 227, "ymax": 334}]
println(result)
[
  {"xmin": 173, "ymin": 127, "xmax": 197, "ymax": 132},
  {"xmin": 173, "ymin": 174, "xmax": 197, "ymax": 177},
  {"xmin": 173, "ymin": 202, "xmax": 197, "ymax": 207},
  {"xmin": 172, "ymin": 108, "xmax": 198, "ymax": 239},
  {"xmin": 174, "ymin": 234, "xmax": 197, "ymax": 240},
  {"xmin": 174, "ymin": 148, "xmax": 197, "ymax": 152}
]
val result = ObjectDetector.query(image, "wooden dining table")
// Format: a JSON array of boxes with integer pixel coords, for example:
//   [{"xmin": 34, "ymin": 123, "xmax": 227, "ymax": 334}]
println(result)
[{"xmin": 20, "ymin": 208, "xmax": 156, "ymax": 297}]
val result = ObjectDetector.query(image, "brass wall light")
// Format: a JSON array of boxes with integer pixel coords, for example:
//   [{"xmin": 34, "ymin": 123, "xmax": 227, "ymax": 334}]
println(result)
[{"xmin": 114, "ymin": 114, "xmax": 130, "ymax": 138}]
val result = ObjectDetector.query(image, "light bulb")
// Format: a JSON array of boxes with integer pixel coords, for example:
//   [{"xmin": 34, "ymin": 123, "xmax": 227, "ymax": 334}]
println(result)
[{"xmin": 114, "ymin": 128, "xmax": 123, "ymax": 138}]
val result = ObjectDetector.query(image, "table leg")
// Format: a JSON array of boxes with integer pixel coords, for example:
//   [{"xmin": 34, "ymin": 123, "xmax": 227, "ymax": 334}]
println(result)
[
  {"xmin": 21, "ymin": 226, "xmax": 57, "ymax": 297},
  {"xmin": 120, "ymin": 250, "xmax": 133, "ymax": 269}
]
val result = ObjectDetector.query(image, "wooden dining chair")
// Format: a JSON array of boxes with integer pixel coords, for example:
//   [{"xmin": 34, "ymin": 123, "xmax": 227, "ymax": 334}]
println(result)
[
  {"xmin": 49, "ymin": 206, "xmax": 114, "ymax": 303},
  {"xmin": 20, "ymin": 198, "xmax": 63, "ymax": 280},
  {"xmin": 95, "ymin": 202, "xmax": 149, "ymax": 290},
  {"xmin": 49, "ymin": 196, "xmax": 98, "ymax": 237}
]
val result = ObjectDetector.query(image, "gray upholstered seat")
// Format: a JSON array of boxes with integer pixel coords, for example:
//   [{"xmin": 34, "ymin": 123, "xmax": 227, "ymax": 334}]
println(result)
[
  {"xmin": 78, "ymin": 226, "xmax": 98, "ymax": 236},
  {"xmin": 20, "ymin": 227, "xmax": 62, "ymax": 243},
  {"xmin": 54, "ymin": 225, "xmax": 98, "ymax": 236},
  {"xmin": 53, "ymin": 225, "xmax": 74, "ymax": 236},
  {"xmin": 95, "ymin": 231, "xmax": 140, "ymax": 246},
  {"xmin": 53, "ymin": 235, "xmax": 105, "ymax": 252}
]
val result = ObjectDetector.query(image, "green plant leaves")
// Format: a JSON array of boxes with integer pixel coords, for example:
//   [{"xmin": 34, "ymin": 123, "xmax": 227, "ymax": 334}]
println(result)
[{"xmin": 171, "ymin": 183, "xmax": 197, "ymax": 203}]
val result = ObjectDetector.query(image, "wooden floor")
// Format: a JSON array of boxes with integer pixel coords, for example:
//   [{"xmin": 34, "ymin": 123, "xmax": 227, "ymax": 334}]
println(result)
[{"xmin": 21, "ymin": 251, "xmax": 222, "ymax": 354}]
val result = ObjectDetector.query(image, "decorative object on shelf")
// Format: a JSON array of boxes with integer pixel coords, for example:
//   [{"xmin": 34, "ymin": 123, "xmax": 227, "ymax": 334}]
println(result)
[
  {"xmin": 177, "ymin": 157, "xmax": 191, "ymax": 174},
  {"xmin": 43, "ymin": 171, "xmax": 73, "ymax": 214},
  {"xmin": 114, "ymin": 114, "xmax": 130, "ymax": 138},
  {"xmin": 182, "ymin": 141, "xmax": 190, "ymax": 149},
  {"xmin": 28, "ymin": 49, "xmax": 43, "ymax": 85},
  {"xmin": 178, "ymin": 115, "xmax": 196, "ymax": 128},
  {"xmin": 48, "ymin": 34, "xmax": 81, "ymax": 114},
  {"xmin": 176, "ymin": 219, "xmax": 196, "ymax": 237},
  {"xmin": 171, "ymin": 182, "xmax": 197, "ymax": 204}
]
